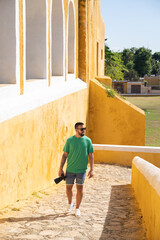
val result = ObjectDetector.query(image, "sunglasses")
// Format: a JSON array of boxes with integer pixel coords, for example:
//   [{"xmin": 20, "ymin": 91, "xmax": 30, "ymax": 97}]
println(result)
[{"xmin": 77, "ymin": 127, "xmax": 86, "ymax": 131}]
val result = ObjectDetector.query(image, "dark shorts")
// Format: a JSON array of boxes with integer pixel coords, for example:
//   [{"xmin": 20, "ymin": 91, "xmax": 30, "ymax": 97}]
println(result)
[{"xmin": 66, "ymin": 171, "xmax": 86, "ymax": 185}]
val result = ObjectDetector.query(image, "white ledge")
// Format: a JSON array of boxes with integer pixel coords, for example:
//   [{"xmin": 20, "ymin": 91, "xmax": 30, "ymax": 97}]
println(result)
[
  {"xmin": 133, "ymin": 156, "xmax": 160, "ymax": 197},
  {"xmin": 93, "ymin": 144, "xmax": 160, "ymax": 153},
  {"xmin": 0, "ymin": 76, "xmax": 87, "ymax": 123}
]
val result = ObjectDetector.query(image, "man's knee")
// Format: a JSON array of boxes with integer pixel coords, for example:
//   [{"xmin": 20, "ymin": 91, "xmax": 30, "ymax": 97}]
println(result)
[
  {"xmin": 66, "ymin": 185, "xmax": 73, "ymax": 192},
  {"xmin": 76, "ymin": 184, "xmax": 83, "ymax": 193}
]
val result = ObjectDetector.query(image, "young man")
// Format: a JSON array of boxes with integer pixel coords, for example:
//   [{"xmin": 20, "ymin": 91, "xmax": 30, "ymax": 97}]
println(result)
[{"xmin": 58, "ymin": 122, "xmax": 94, "ymax": 217}]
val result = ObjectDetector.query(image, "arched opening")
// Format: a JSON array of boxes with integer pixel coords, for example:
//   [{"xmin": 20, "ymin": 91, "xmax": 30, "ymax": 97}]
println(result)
[
  {"xmin": 26, "ymin": 0, "xmax": 46, "ymax": 80},
  {"xmin": 52, "ymin": 0, "xmax": 64, "ymax": 76},
  {"xmin": 0, "ymin": 0, "xmax": 16, "ymax": 84},
  {"xmin": 68, "ymin": 1, "xmax": 75, "ymax": 74}
]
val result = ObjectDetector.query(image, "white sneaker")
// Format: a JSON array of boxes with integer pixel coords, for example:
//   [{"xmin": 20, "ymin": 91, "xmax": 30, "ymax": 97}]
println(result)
[
  {"xmin": 66, "ymin": 203, "xmax": 74, "ymax": 214},
  {"xmin": 75, "ymin": 208, "xmax": 81, "ymax": 217}
]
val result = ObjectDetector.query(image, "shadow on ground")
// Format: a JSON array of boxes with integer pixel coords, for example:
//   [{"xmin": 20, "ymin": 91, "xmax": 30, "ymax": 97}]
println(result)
[
  {"xmin": 99, "ymin": 184, "xmax": 147, "ymax": 240},
  {"xmin": 0, "ymin": 213, "xmax": 67, "ymax": 224}
]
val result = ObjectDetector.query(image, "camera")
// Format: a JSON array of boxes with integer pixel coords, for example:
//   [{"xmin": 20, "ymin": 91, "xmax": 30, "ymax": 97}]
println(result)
[{"xmin": 54, "ymin": 173, "xmax": 66, "ymax": 184}]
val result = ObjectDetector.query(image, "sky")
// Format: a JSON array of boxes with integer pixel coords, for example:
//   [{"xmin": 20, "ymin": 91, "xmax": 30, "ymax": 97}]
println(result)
[{"xmin": 100, "ymin": 0, "xmax": 160, "ymax": 53}]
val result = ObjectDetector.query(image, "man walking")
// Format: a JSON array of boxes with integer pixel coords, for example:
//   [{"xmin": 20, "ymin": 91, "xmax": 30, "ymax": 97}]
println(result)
[{"xmin": 58, "ymin": 122, "xmax": 94, "ymax": 217}]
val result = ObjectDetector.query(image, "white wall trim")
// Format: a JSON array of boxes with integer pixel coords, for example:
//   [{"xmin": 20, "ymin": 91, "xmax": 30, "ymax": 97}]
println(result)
[
  {"xmin": 133, "ymin": 156, "xmax": 160, "ymax": 197},
  {"xmin": 93, "ymin": 144, "xmax": 160, "ymax": 153}
]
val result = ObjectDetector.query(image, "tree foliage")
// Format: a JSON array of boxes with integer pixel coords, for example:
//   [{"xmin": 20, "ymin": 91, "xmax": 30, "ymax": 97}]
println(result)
[
  {"xmin": 105, "ymin": 46, "xmax": 126, "ymax": 80},
  {"xmin": 105, "ymin": 45, "xmax": 160, "ymax": 81},
  {"xmin": 134, "ymin": 47, "xmax": 152, "ymax": 77}
]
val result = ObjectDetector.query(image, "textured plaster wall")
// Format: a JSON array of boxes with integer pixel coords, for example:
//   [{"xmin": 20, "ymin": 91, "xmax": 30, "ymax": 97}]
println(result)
[
  {"xmin": 87, "ymin": 0, "xmax": 105, "ymax": 80},
  {"xmin": 132, "ymin": 157, "xmax": 160, "ymax": 240},
  {"xmin": 88, "ymin": 79, "xmax": 145, "ymax": 163},
  {"xmin": 78, "ymin": 0, "xmax": 105, "ymax": 83},
  {"xmin": 0, "ymin": 89, "xmax": 87, "ymax": 209}
]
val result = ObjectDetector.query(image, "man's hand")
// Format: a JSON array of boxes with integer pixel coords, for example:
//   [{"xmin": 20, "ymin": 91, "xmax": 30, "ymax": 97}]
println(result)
[
  {"xmin": 58, "ymin": 168, "xmax": 64, "ymax": 177},
  {"xmin": 87, "ymin": 169, "xmax": 93, "ymax": 178}
]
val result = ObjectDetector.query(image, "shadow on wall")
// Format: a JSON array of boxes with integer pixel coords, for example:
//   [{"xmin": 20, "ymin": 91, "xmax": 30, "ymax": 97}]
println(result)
[{"xmin": 99, "ymin": 184, "xmax": 147, "ymax": 240}]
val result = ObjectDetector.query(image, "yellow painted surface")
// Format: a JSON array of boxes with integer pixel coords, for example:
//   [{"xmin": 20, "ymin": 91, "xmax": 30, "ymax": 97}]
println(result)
[
  {"xmin": 0, "ymin": 89, "xmax": 87, "ymax": 209},
  {"xmin": 144, "ymin": 75, "xmax": 160, "ymax": 86},
  {"xmin": 94, "ymin": 150, "xmax": 160, "ymax": 167},
  {"xmin": 95, "ymin": 76, "xmax": 112, "ymax": 87},
  {"xmin": 19, "ymin": 0, "xmax": 24, "ymax": 94},
  {"xmin": 124, "ymin": 82, "xmax": 127, "ymax": 93},
  {"xmin": 87, "ymin": 0, "xmax": 105, "ymax": 80},
  {"xmin": 47, "ymin": 0, "xmax": 51, "ymax": 86},
  {"xmin": 88, "ymin": 79, "xmax": 145, "ymax": 147},
  {"xmin": 132, "ymin": 163, "xmax": 160, "ymax": 240},
  {"xmin": 17, "ymin": 0, "xmax": 105, "ymax": 85}
]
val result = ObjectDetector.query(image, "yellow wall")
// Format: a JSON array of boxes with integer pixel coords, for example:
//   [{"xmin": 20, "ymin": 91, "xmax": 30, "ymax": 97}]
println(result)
[
  {"xmin": 78, "ymin": 0, "xmax": 105, "ymax": 84},
  {"xmin": 95, "ymin": 76, "xmax": 112, "ymax": 87},
  {"xmin": 132, "ymin": 159, "xmax": 160, "ymax": 240},
  {"xmin": 0, "ymin": 0, "xmax": 106, "ymax": 210},
  {"xmin": 8, "ymin": 0, "xmax": 106, "ymax": 87},
  {"xmin": 87, "ymin": 0, "xmax": 105, "ymax": 80},
  {"xmin": 144, "ymin": 75, "xmax": 160, "ymax": 86},
  {"xmin": 88, "ymin": 79, "xmax": 145, "ymax": 147},
  {"xmin": 94, "ymin": 150, "xmax": 160, "ymax": 167},
  {"xmin": 124, "ymin": 82, "xmax": 127, "ymax": 93},
  {"xmin": 0, "ymin": 89, "xmax": 87, "ymax": 209}
]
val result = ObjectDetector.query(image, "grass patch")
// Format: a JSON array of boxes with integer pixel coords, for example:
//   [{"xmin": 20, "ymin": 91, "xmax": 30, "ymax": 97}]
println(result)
[
  {"xmin": 126, "ymin": 97, "xmax": 160, "ymax": 147},
  {"xmin": 32, "ymin": 192, "xmax": 42, "ymax": 199},
  {"xmin": 12, "ymin": 208, "xmax": 20, "ymax": 211},
  {"xmin": 99, "ymin": 81, "xmax": 124, "ymax": 99}
]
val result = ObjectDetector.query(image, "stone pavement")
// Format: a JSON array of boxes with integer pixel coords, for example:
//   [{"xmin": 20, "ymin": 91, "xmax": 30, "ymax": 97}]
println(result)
[{"xmin": 0, "ymin": 164, "xmax": 147, "ymax": 240}]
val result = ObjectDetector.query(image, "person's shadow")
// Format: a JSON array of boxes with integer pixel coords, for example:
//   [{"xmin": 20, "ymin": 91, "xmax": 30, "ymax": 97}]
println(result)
[{"xmin": 0, "ymin": 213, "xmax": 68, "ymax": 224}]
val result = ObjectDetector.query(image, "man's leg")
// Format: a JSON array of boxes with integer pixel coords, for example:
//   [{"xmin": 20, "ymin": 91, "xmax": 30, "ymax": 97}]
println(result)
[
  {"xmin": 66, "ymin": 184, "xmax": 73, "ymax": 204},
  {"xmin": 66, "ymin": 184, "xmax": 74, "ymax": 214},
  {"xmin": 76, "ymin": 184, "xmax": 83, "ymax": 209}
]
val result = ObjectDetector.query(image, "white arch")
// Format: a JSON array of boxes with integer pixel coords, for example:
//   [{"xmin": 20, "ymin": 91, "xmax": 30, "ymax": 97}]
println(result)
[
  {"xmin": 67, "ymin": 0, "xmax": 76, "ymax": 74},
  {"xmin": 0, "ymin": 0, "xmax": 16, "ymax": 84},
  {"xmin": 51, "ymin": 0, "xmax": 65, "ymax": 76},
  {"xmin": 26, "ymin": 0, "xmax": 46, "ymax": 79}
]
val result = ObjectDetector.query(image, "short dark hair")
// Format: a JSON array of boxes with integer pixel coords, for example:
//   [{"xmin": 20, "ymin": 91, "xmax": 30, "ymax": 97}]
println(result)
[{"xmin": 75, "ymin": 122, "xmax": 84, "ymax": 129}]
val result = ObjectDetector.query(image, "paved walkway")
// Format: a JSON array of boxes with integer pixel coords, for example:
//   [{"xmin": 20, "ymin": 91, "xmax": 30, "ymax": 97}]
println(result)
[{"xmin": 0, "ymin": 164, "xmax": 147, "ymax": 240}]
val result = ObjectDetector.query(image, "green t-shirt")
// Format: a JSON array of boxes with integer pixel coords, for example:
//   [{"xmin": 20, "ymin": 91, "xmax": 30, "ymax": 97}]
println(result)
[{"xmin": 63, "ymin": 135, "xmax": 94, "ymax": 173}]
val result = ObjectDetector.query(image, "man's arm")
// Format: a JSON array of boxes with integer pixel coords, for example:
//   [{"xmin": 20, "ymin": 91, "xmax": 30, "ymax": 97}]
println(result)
[
  {"xmin": 58, "ymin": 152, "xmax": 68, "ymax": 177},
  {"xmin": 88, "ymin": 152, "xmax": 94, "ymax": 178}
]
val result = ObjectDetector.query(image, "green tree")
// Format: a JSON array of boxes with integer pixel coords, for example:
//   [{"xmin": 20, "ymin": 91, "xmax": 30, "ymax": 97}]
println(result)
[
  {"xmin": 152, "ymin": 52, "xmax": 160, "ymax": 62},
  {"xmin": 121, "ymin": 48, "xmax": 139, "ymax": 81},
  {"xmin": 134, "ymin": 47, "xmax": 152, "ymax": 77},
  {"xmin": 105, "ymin": 46, "xmax": 126, "ymax": 80},
  {"xmin": 121, "ymin": 48, "xmax": 135, "ymax": 66},
  {"xmin": 151, "ymin": 59, "xmax": 160, "ymax": 75},
  {"xmin": 151, "ymin": 52, "xmax": 160, "ymax": 75}
]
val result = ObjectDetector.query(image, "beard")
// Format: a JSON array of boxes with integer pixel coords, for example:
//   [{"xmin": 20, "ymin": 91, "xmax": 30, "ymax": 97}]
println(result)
[{"xmin": 79, "ymin": 132, "xmax": 85, "ymax": 137}]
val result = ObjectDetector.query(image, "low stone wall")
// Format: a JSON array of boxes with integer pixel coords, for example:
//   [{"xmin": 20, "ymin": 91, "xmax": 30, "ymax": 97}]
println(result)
[
  {"xmin": 132, "ymin": 156, "xmax": 160, "ymax": 240},
  {"xmin": 93, "ymin": 144, "xmax": 160, "ymax": 167}
]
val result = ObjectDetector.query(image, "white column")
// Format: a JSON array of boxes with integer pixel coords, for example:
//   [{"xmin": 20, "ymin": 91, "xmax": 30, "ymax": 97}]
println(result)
[
  {"xmin": 26, "ymin": 0, "xmax": 46, "ymax": 79},
  {"xmin": 0, "ymin": 0, "xmax": 16, "ymax": 84}
]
